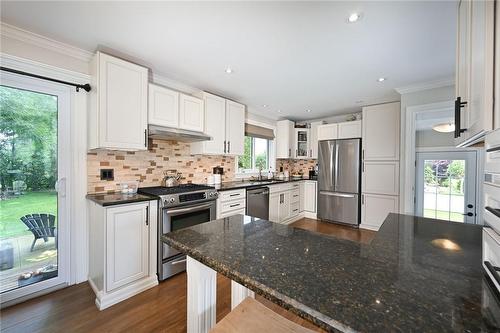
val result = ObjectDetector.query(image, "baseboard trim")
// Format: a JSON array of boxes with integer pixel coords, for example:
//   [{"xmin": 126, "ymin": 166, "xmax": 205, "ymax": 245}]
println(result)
[
  {"xmin": 304, "ymin": 211, "xmax": 317, "ymax": 219},
  {"xmin": 359, "ymin": 223, "xmax": 380, "ymax": 231},
  {"xmin": 91, "ymin": 276, "xmax": 158, "ymax": 310}
]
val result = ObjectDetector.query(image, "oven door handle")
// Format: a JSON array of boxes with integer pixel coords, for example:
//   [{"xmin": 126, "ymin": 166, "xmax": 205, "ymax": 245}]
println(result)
[{"xmin": 166, "ymin": 202, "xmax": 214, "ymax": 215}]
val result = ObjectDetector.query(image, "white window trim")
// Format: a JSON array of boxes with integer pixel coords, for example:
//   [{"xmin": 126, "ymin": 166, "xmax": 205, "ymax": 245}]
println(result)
[{"xmin": 235, "ymin": 119, "xmax": 276, "ymax": 179}]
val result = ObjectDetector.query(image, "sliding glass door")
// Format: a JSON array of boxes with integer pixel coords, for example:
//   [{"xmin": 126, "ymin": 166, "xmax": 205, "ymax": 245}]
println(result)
[{"xmin": 0, "ymin": 71, "xmax": 70, "ymax": 304}]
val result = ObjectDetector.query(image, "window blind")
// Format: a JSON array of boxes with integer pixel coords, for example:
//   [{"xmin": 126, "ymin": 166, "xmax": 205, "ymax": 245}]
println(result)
[{"xmin": 244, "ymin": 124, "xmax": 275, "ymax": 140}]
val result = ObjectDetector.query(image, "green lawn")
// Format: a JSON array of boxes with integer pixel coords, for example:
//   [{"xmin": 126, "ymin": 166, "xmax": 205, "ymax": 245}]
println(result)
[
  {"xmin": 0, "ymin": 192, "xmax": 57, "ymax": 238},
  {"xmin": 424, "ymin": 209, "xmax": 464, "ymax": 223}
]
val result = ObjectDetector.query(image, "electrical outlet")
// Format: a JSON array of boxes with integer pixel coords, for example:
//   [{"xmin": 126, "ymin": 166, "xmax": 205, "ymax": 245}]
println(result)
[{"xmin": 100, "ymin": 169, "xmax": 114, "ymax": 181}]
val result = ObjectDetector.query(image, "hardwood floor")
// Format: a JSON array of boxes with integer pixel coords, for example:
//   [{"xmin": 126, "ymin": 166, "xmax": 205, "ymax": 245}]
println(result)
[{"xmin": 0, "ymin": 218, "xmax": 375, "ymax": 333}]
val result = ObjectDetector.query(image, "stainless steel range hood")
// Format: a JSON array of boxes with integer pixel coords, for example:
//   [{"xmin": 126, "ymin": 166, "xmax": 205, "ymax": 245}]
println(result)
[{"xmin": 148, "ymin": 125, "xmax": 211, "ymax": 142}]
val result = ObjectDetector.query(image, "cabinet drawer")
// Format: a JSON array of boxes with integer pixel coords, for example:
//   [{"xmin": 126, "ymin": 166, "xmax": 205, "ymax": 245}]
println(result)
[
  {"xmin": 290, "ymin": 202, "xmax": 300, "ymax": 217},
  {"xmin": 219, "ymin": 207, "xmax": 246, "ymax": 218},
  {"xmin": 219, "ymin": 189, "xmax": 246, "ymax": 202},
  {"xmin": 220, "ymin": 198, "xmax": 246, "ymax": 213},
  {"xmin": 291, "ymin": 189, "xmax": 300, "ymax": 203}
]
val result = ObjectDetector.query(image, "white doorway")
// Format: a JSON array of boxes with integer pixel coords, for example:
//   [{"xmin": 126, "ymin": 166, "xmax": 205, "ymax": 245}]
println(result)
[
  {"xmin": 0, "ymin": 71, "xmax": 71, "ymax": 304},
  {"xmin": 415, "ymin": 151, "xmax": 477, "ymax": 223}
]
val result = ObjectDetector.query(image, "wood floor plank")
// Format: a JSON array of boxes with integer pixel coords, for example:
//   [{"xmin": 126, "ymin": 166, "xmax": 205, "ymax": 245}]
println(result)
[{"xmin": 1, "ymin": 218, "xmax": 371, "ymax": 333}]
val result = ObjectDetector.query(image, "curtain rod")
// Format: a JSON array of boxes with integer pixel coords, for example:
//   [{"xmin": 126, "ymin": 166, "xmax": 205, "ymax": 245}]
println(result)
[{"xmin": 0, "ymin": 66, "xmax": 91, "ymax": 92}]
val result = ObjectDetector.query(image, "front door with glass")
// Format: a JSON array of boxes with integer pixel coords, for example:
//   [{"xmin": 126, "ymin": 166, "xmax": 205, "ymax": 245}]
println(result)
[{"xmin": 415, "ymin": 151, "xmax": 477, "ymax": 223}]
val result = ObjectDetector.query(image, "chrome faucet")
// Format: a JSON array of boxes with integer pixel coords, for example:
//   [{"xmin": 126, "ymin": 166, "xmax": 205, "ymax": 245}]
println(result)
[{"xmin": 258, "ymin": 166, "xmax": 263, "ymax": 181}]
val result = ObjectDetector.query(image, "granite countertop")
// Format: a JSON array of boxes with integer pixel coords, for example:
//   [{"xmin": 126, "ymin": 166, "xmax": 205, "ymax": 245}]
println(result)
[
  {"xmin": 86, "ymin": 192, "xmax": 157, "ymax": 206},
  {"xmin": 215, "ymin": 177, "xmax": 317, "ymax": 191},
  {"xmin": 163, "ymin": 213, "xmax": 500, "ymax": 332}
]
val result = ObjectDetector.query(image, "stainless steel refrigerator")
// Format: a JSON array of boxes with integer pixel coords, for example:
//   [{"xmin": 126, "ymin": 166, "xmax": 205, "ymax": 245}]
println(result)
[{"xmin": 317, "ymin": 139, "xmax": 361, "ymax": 226}]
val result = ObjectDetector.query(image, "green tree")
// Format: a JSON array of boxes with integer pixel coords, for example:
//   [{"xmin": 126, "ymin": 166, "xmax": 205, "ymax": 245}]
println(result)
[{"xmin": 238, "ymin": 136, "xmax": 252, "ymax": 170}]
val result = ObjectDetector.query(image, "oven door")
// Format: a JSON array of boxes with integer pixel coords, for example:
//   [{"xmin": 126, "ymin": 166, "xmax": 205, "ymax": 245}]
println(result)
[{"xmin": 161, "ymin": 201, "xmax": 216, "ymax": 261}]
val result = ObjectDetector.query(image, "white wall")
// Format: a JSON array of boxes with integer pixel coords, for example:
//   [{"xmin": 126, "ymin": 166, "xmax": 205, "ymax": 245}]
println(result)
[
  {"xmin": 399, "ymin": 85, "xmax": 455, "ymax": 213},
  {"xmin": 415, "ymin": 129, "xmax": 455, "ymax": 148}
]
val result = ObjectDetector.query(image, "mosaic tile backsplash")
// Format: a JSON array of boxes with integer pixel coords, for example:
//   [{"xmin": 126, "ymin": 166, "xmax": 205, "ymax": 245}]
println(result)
[
  {"xmin": 87, "ymin": 139, "xmax": 235, "ymax": 193},
  {"xmin": 276, "ymin": 159, "xmax": 317, "ymax": 175}
]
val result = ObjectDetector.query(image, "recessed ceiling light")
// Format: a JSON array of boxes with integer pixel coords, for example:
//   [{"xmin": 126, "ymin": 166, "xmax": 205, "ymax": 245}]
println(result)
[
  {"xmin": 225, "ymin": 67, "xmax": 233, "ymax": 74},
  {"xmin": 432, "ymin": 122, "xmax": 455, "ymax": 133},
  {"xmin": 348, "ymin": 13, "xmax": 361, "ymax": 23},
  {"xmin": 377, "ymin": 77, "xmax": 387, "ymax": 82},
  {"xmin": 277, "ymin": 109, "xmax": 282, "ymax": 113},
  {"xmin": 306, "ymin": 109, "xmax": 311, "ymax": 113},
  {"xmin": 262, "ymin": 104, "xmax": 268, "ymax": 108}
]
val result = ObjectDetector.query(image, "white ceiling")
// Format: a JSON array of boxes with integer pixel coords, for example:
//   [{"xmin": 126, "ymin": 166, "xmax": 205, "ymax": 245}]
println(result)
[{"xmin": 0, "ymin": 1, "xmax": 456, "ymax": 121}]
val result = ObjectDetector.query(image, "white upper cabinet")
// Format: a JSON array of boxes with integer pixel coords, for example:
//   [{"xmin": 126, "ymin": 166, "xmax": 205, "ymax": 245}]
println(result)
[
  {"xmin": 89, "ymin": 52, "xmax": 148, "ymax": 151},
  {"xmin": 317, "ymin": 123, "xmax": 338, "ymax": 141},
  {"xmin": 362, "ymin": 102, "xmax": 400, "ymax": 161},
  {"xmin": 294, "ymin": 128, "xmax": 310, "ymax": 159},
  {"xmin": 191, "ymin": 93, "xmax": 245, "ymax": 156},
  {"xmin": 179, "ymin": 94, "xmax": 204, "ymax": 132},
  {"xmin": 201, "ymin": 93, "xmax": 226, "ymax": 154},
  {"xmin": 309, "ymin": 121, "xmax": 322, "ymax": 159},
  {"xmin": 225, "ymin": 100, "xmax": 246, "ymax": 155},
  {"xmin": 455, "ymin": 0, "xmax": 495, "ymax": 146},
  {"xmin": 148, "ymin": 83, "xmax": 179, "ymax": 128},
  {"xmin": 338, "ymin": 120, "xmax": 362, "ymax": 139},
  {"xmin": 276, "ymin": 120, "xmax": 295, "ymax": 159}
]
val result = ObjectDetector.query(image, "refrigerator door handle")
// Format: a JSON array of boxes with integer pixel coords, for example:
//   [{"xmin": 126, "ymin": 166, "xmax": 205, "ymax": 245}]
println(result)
[
  {"xmin": 334, "ymin": 141, "xmax": 339, "ymax": 190},
  {"xmin": 329, "ymin": 142, "xmax": 335, "ymax": 189},
  {"xmin": 319, "ymin": 191, "xmax": 356, "ymax": 198}
]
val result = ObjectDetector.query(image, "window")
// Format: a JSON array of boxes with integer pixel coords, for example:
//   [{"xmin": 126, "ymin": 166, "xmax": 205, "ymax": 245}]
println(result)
[{"xmin": 237, "ymin": 136, "xmax": 272, "ymax": 173}]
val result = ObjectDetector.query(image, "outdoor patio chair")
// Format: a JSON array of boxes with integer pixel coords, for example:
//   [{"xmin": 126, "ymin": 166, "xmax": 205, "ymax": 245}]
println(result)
[{"xmin": 20, "ymin": 214, "xmax": 57, "ymax": 252}]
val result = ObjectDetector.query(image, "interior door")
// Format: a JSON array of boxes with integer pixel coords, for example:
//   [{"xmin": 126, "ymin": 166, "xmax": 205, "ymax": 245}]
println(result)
[
  {"xmin": 318, "ymin": 140, "xmax": 335, "ymax": 192},
  {"xmin": 335, "ymin": 139, "xmax": 360, "ymax": 193},
  {"xmin": 415, "ymin": 151, "xmax": 477, "ymax": 223}
]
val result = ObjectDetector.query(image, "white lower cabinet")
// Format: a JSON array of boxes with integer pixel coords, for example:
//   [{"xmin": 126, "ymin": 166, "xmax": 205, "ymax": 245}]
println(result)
[
  {"xmin": 216, "ymin": 189, "xmax": 246, "ymax": 219},
  {"xmin": 268, "ymin": 181, "xmax": 317, "ymax": 223},
  {"xmin": 361, "ymin": 194, "xmax": 399, "ymax": 231},
  {"xmin": 88, "ymin": 200, "xmax": 158, "ymax": 310},
  {"xmin": 303, "ymin": 181, "xmax": 317, "ymax": 213}
]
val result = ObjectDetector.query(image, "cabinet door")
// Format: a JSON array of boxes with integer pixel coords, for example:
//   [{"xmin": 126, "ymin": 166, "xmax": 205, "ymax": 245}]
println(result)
[
  {"xmin": 456, "ymin": 0, "xmax": 471, "ymax": 138},
  {"xmin": 338, "ymin": 121, "xmax": 362, "ymax": 139},
  {"xmin": 299, "ymin": 181, "xmax": 305, "ymax": 212},
  {"xmin": 304, "ymin": 181, "xmax": 317, "ymax": 212},
  {"xmin": 279, "ymin": 192, "xmax": 291, "ymax": 223},
  {"xmin": 362, "ymin": 102, "xmax": 400, "ymax": 161},
  {"xmin": 361, "ymin": 194, "xmax": 398, "ymax": 231},
  {"xmin": 98, "ymin": 53, "xmax": 148, "ymax": 150},
  {"xmin": 317, "ymin": 124, "xmax": 338, "ymax": 141},
  {"xmin": 106, "ymin": 202, "xmax": 149, "ymax": 291},
  {"xmin": 148, "ymin": 83, "xmax": 179, "ymax": 128},
  {"xmin": 310, "ymin": 121, "xmax": 322, "ymax": 159},
  {"xmin": 225, "ymin": 100, "xmax": 245, "ymax": 155},
  {"xmin": 295, "ymin": 129, "xmax": 310, "ymax": 159},
  {"xmin": 362, "ymin": 161, "xmax": 399, "ymax": 196},
  {"xmin": 269, "ymin": 193, "xmax": 280, "ymax": 223},
  {"xmin": 203, "ymin": 93, "xmax": 226, "ymax": 154},
  {"xmin": 465, "ymin": 0, "xmax": 494, "ymax": 139},
  {"xmin": 179, "ymin": 94, "xmax": 204, "ymax": 132},
  {"xmin": 276, "ymin": 120, "xmax": 294, "ymax": 158}
]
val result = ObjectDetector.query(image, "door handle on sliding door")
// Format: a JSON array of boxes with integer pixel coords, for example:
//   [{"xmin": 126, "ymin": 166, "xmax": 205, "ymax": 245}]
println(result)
[{"xmin": 55, "ymin": 177, "xmax": 67, "ymax": 198}]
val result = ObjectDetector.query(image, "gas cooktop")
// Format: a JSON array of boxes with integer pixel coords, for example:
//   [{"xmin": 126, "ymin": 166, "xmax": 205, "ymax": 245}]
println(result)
[{"xmin": 138, "ymin": 184, "xmax": 215, "ymax": 196}]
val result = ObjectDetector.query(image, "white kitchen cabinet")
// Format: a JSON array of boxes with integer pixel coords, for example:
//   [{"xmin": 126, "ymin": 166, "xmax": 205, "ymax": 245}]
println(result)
[
  {"xmin": 361, "ymin": 193, "xmax": 399, "ymax": 231},
  {"xmin": 317, "ymin": 123, "xmax": 338, "ymax": 141},
  {"xmin": 89, "ymin": 52, "xmax": 148, "ymax": 151},
  {"xmin": 88, "ymin": 200, "xmax": 158, "ymax": 310},
  {"xmin": 276, "ymin": 120, "xmax": 295, "ymax": 158},
  {"xmin": 225, "ymin": 100, "xmax": 246, "ymax": 155},
  {"xmin": 362, "ymin": 161, "xmax": 399, "ymax": 196},
  {"xmin": 294, "ymin": 128, "xmax": 310, "ymax": 159},
  {"xmin": 338, "ymin": 120, "xmax": 362, "ymax": 139},
  {"xmin": 362, "ymin": 102, "xmax": 400, "ymax": 161},
  {"xmin": 179, "ymin": 93, "xmax": 204, "ymax": 132},
  {"xmin": 278, "ymin": 191, "xmax": 291, "ymax": 222},
  {"xmin": 303, "ymin": 181, "xmax": 317, "ymax": 213},
  {"xmin": 216, "ymin": 189, "xmax": 246, "ymax": 219},
  {"xmin": 299, "ymin": 182, "xmax": 305, "ymax": 212},
  {"xmin": 455, "ymin": 0, "xmax": 495, "ymax": 146},
  {"xmin": 495, "ymin": 2, "xmax": 500, "ymax": 130},
  {"xmin": 269, "ymin": 193, "xmax": 280, "ymax": 222},
  {"xmin": 191, "ymin": 93, "xmax": 245, "ymax": 156},
  {"xmin": 148, "ymin": 83, "xmax": 179, "ymax": 128},
  {"xmin": 309, "ymin": 121, "xmax": 323, "ymax": 159}
]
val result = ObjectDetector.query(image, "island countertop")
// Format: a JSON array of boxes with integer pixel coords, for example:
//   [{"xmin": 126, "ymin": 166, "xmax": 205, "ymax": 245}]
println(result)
[{"xmin": 162, "ymin": 213, "xmax": 500, "ymax": 332}]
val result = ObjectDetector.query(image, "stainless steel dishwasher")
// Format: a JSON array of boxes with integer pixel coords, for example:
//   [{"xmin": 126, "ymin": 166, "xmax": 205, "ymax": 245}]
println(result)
[{"xmin": 246, "ymin": 187, "xmax": 269, "ymax": 219}]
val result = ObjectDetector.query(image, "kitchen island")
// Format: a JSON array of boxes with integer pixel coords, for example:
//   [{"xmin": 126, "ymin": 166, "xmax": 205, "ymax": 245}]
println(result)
[{"xmin": 162, "ymin": 213, "xmax": 500, "ymax": 332}]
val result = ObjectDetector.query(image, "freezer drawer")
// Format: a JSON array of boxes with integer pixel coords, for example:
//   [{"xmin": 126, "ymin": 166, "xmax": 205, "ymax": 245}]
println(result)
[{"xmin": 317, "ymin": 191, "xmax": 359, "ymax": 225}]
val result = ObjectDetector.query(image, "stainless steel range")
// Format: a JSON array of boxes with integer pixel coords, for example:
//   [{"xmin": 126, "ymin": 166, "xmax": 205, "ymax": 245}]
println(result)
[{"xmin": 138, "ymin": 184, "xmax": 218, "ymax": 280}]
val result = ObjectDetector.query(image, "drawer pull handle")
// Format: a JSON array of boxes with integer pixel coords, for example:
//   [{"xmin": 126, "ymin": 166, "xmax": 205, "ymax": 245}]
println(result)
[
  {"xmin": 229, "ymin": 193, "xmax": 240, "ymax": 197},
  {"xmin": 484, "ymin": 261, "xmax": 500, "ymax": 286},
  {"xmin": 229, "ymin": 204, "xmax": 240, "ymax": 208},
  {"xmin": 486, "ymin": 206, "xmax": 500, "ymax": 218}
]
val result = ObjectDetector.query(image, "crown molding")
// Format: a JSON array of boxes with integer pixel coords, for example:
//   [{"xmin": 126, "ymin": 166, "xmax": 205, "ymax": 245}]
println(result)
[
  {"xmin": 0, "ymin": 22, "xmax": 93, "ymax": 62},
  {"xmin": 394, "ymin": 77, "xmax": 455, "ymax": 95}
]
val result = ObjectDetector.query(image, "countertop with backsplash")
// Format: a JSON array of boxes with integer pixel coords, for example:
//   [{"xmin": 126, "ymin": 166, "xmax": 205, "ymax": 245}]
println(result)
[{"xmin": 214, "ymin": 177, "xmax": 317, "ymax": 191}]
